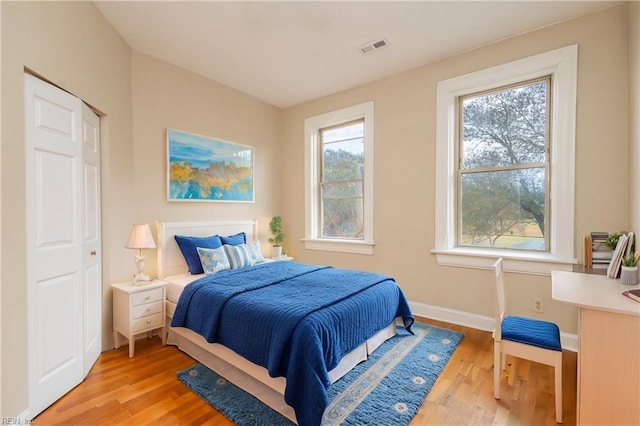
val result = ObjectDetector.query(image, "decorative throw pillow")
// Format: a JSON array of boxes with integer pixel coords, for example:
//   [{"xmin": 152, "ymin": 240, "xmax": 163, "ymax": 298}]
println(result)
[
  {"xmin": 196, "ymin": 246, "xmax": 231, "ymax": 275},
  {"xmin": 175, "ymin": 234, "xmax": 223, "ymax": 274},
  {"xmin": 246, "ymin": 240, "xmax": 265, "ymax": 264},
  {"xmin": 223, "ymin": 243, "xmax": 254, "ymax": 269},
  {"xmin": 220, "ymin": 232, "xmax": 246, "ymax": 246}
]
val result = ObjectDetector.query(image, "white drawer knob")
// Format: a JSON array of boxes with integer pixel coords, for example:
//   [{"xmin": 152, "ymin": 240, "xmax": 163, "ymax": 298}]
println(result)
[
  {"xmin": 146, "ymin": 319, "xmax": 151, "ymax": 324},
  {"xmin": 144, "ymin": 296, "xmax": 151, "ymax": 301}
]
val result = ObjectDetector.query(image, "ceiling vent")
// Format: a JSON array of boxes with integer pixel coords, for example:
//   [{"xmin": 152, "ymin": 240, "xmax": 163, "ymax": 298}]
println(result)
[{"xmin": 358, "ymin": 38, "xmax": 389, "ymax": 55}]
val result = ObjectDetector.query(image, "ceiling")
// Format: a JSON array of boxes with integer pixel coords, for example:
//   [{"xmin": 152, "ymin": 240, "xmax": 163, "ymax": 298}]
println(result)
[{"xmin": 95, "ymin": 1, "xmax": 617, "ymax": 108}]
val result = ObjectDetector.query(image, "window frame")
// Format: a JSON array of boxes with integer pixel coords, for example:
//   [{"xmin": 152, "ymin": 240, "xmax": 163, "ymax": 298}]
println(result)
[
  {"xmin": 304, "ymin": 102, "xmax": 374, "ymax": 255},
  {"xmin": 433, "ymin": 45, "xmax": 578, "ymax": 274}
]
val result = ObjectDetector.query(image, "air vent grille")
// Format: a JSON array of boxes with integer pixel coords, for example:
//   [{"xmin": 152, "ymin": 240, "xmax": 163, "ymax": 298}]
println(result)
[{"xmin": 358, "ymin": 38, "xmax": 389, "ymax": 55}]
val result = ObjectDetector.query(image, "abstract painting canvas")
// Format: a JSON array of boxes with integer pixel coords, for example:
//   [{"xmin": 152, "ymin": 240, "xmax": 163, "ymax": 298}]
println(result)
[{"xmin": 167, "ymin": 129, "xmax": 254, "ymax": 202}]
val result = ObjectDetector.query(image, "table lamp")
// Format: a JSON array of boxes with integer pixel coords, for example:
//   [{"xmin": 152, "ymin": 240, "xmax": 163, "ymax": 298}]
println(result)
[{"xmin": 125, "ymin": 223, "xmax": 156, "ymax": 284}]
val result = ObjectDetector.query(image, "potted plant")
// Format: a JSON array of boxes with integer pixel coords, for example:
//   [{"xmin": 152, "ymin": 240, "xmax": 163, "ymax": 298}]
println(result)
[
  {"xmin": 605, "ymin": 232, "xmax": 622, "ymax": 250},
  {"xmin": 620, "ymin": 252, "xmax": 639, "ymax": 285},
  {"xmin": 268, "ymin": 215, "xmax": 285, "ymax": 258}
]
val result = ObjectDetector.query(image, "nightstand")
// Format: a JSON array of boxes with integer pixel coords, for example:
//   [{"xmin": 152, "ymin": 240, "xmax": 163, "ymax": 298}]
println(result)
[
  {"xmin": 112, "ymin": 279, "xmax": 166, "ymax": 358},
  {"xmin": 271, "ymin": 255, "xmax": 294, "ymax": 261}
]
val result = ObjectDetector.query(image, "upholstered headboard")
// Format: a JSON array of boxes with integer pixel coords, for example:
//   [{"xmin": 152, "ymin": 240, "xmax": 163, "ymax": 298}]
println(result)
[{"xmin": 155, "ymin": 220, "xmax": 258, "ymax": 279}]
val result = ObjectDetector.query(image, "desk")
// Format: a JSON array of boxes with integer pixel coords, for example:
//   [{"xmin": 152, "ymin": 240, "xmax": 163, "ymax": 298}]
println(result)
[{"xmin": 552, "ymin": 271, "xmax": 640, "ymax": 425}]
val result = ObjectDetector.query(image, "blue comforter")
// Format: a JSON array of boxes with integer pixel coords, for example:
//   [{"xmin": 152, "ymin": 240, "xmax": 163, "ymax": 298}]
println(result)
[{"xmin": 172, "ymin": 261, "xmax": 414, "ymax": 426}]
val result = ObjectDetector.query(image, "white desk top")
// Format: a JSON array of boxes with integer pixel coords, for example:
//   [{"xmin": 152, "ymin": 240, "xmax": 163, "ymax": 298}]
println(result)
[{"xmin": 551, "ymin": 270, "xmax": 640, "ymax": 316}]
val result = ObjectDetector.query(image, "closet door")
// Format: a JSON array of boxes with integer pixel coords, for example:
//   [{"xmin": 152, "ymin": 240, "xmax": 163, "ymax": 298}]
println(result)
[
  {"xmin": 81, "ymin": 102, "xmax": 101, "ymax": 376},
  {"xmin": 24, "ymin": 74, "xmax": 101, "ymax": 417}
]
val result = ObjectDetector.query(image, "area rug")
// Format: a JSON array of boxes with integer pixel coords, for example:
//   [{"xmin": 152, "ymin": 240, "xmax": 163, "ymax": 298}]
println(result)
[{"xmin": 176, "ymin": 322, "xmax": 463, "ymax": 425}]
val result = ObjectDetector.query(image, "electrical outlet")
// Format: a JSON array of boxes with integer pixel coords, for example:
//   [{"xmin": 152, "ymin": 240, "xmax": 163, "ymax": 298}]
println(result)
[{"xmin": 533, "ymin": 297, "xmax": 544, "ymax": 313}]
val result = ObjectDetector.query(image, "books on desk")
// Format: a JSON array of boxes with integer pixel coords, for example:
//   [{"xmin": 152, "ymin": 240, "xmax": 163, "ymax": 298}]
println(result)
[
  {"xmin": 585, "ymin": 232, "xmax": 613, "ymax": 268},
  {"xmin": 625, "ymin": 232, "xmax": 635, "ymax": 257},
  {"xmin": 622, "ymin": 288, "xmax": 640, "ymax": 303},
  {"xmin": 608, "ymin": 233, "xmax": 629, "ymax": 278},
  {"xmin": 584, "ymin": 231, "xmax": 636, "ymax": 274}
]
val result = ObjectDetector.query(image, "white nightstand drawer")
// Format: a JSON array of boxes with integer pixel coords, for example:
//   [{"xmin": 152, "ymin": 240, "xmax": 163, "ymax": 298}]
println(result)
[
  {"xmin": 131, "ymin": 287, "xmax": 163, "ymax": 306},
  {"xmin": 132, "ymin": 301, "xmax": 163, "ymax": 319},
  {"xmin": 132, "ymin": 312, "xmax": 164, "ymax": 333}
]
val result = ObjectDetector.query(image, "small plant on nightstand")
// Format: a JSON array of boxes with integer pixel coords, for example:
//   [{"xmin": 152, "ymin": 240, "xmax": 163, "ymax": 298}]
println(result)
[{"xmin": 268, "ymin": 215, "xmax": 285, "ymax": 258}]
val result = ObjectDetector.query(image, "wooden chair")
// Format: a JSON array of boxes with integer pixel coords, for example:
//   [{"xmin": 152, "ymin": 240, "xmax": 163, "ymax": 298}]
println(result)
[{"xmin": 492, "ymin": 258, "xmax": 563, "ymax": 423}]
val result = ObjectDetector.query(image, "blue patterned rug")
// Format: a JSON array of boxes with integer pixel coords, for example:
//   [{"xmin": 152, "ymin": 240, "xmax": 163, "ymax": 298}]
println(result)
[{"xmin": 177, "ymin": 322, "xmax": 463, "ymax": 425}]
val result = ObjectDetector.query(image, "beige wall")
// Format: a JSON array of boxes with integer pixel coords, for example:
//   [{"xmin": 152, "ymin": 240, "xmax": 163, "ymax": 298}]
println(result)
[
  {"xmin": 131, "ymin": 52, "xmax": 283, "ymax": 275},
  {"xmin": 1, "ymin": 1, "xmax": 133, "ymax": 416},
  {"xmin": 281, "ymin": 5, "xmax": 629, "ymax": 334},
  {"xmin": 630, "ymin": 1, "xmax": 640, "ymax": 233}
]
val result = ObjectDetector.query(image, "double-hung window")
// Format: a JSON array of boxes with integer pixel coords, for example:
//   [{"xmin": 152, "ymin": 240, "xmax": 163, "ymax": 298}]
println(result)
[
  {"xmin": 458, "ymin": 77, "xmax": 550, "ymax": 251},
  {"xmin": 320, "ymin": 119, "xmax": 365, "ymax": 239},
  {"xmin": 304, "ymin": 102, "xmax": 374, "ymax": 254},
  {"xmin": 434, "ymin": 46, "xmax": 578, "ymax": 274}
]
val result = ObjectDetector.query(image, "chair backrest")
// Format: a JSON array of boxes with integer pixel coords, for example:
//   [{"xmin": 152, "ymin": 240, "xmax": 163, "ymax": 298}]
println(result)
[{"xmin": 492, "ymin": 258, "xmax": 505, "ymax": 341}]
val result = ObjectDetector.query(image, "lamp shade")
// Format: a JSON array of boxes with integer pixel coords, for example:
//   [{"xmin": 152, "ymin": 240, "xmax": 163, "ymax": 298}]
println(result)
[{"xmin": 125, "ymin": 224, "xmax": 156, "ymax": 249}]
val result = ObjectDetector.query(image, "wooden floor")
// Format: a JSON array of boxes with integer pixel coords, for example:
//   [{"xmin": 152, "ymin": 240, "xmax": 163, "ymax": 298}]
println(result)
[{"xmin": 34, "ymin": 318, "xmax": 576, "ymax": 425}]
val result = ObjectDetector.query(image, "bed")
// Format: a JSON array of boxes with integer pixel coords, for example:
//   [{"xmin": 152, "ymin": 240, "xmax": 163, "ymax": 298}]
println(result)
[{"xmin": 156, "ymin": 220, "xmax": 413, "ymax": 425}]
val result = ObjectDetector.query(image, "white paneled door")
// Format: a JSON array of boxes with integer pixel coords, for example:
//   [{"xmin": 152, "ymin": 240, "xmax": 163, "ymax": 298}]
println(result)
[
  {"xmin": 24, "ymin": 74, "xmax": 101, "ymax": 417},
  {"xmin": 81, "ymin": 102, "xmax": 101, "ymax": 377}
]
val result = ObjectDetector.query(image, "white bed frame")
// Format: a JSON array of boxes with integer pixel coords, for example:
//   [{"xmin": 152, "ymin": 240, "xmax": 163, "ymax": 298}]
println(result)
[{"xmin": 156, "ymin": 220, "xmax": 396, "ymax": 423}]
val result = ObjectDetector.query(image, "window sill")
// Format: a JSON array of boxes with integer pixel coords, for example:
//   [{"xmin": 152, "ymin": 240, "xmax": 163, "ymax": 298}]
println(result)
[
  {"xmin": 302, "ymin": 238, "xmax": 375, "ymax": 255},
  {"xmin": 431, "ymin": 248, "xmax": 577, "ymax": 275}
]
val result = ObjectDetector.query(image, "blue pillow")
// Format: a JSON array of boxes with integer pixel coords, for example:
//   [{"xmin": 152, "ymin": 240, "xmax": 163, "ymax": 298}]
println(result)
[
  {"xmin": 196, "ymin": 247, "xmax": 231, "ymax": 275},
  {"xmin": 220, "ymin": 232, "xmax": 246, "ymax": 246},
  {"xmin": 174, "ymin": 234, "xmax": 222, "ymax": 274}
]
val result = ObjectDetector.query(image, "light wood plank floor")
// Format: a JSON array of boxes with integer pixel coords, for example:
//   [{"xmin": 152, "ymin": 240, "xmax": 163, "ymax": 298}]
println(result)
[{"xmin": 34, "ymin": 318, "xmax": 576, "ymax": 425}]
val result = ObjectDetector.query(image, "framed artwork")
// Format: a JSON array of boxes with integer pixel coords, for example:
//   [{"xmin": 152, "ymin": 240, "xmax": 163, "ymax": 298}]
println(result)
[{"xmin": 167, "ymin": 129, "xmax": 254, "ymax": 202}]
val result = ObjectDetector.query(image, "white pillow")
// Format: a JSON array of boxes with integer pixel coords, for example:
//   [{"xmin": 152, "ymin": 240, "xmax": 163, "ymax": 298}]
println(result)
[
  {"xmin": 246, "ymin": 240, "xmax": 266, "ymax": 264},
  {"xmin": 196, "ymin": 246, "xmax": 231, "ymax": 275}
]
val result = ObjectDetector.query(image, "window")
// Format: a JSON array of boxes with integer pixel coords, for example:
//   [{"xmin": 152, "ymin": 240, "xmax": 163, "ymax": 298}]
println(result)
[
  {"xmin": 434, "ymin": 46, "xmax": 577, "ymax": 274},
  {"xmin": 304, "ymin": 102, "xmax": 374, "ymax": 254},
  {"xmin": 458, "ymin": 77, "xmax": 550, "ymax": 252},
  {"xmin": 320, "ymin": 120, "xmax": 365, "ymax": 239}
]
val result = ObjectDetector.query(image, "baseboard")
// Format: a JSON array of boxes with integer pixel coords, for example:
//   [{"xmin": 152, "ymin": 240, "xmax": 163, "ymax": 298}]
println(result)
[
  {"xmin": 559, "ymin": 332, "xmax": 578, "ymax": 353},
  {"xmin": 11, "ymin": 408, "xmax": 32, "ymax": 422},
  {"xmin": 409, "ymin": 300, "xmax": 495, "ymax": 331},
  {"xmin": 408, "ymin": 300, "xmax": 578, "ymax": 352}
]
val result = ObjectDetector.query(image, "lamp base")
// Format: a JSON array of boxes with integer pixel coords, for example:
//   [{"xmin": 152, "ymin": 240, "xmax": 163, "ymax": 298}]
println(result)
[
  {"xmin": 132, "ymin": 252, "xmax": 152, "ymax": 285},
  {"xmin": 133, "ymin": 273, "xmax": 152, "ymax": 285}
]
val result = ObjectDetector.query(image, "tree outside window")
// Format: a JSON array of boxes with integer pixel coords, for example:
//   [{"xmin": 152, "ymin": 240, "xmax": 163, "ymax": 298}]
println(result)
[{"xmin": 458, "ymin": 78, "xmax": 550, "ymax": 251}]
